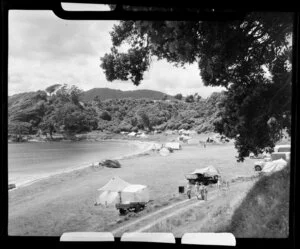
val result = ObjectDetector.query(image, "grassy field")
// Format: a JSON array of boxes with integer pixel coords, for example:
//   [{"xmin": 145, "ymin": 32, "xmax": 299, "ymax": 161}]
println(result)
[
  {"xmin": 8, "ymin": 136, "xmax": 256, "ymax": 236},
  {"xmin": 8, "ymin": 134, "xmax": 289, "ymax": 237}
]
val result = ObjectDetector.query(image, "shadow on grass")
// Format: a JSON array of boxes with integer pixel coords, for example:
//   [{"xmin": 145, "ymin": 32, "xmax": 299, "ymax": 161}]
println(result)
[{"xmin": 224, "ymin": 164, "xmax": 290, "ymax": 238}]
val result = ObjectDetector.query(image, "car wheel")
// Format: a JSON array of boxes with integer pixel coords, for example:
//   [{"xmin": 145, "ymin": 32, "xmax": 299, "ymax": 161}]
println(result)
[{"xmin": 255, "ymin": 165, "xmax": 262, "ymax": 171}]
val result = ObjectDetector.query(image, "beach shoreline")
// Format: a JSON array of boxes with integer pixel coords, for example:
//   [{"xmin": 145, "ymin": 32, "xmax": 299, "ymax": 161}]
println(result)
[
  {"xmin": 8, "ymin": 130, "xmax": 223, "ymax": 191},
  {"xmin": 9, "ymin": 138, "xmax": 157, "ymax": 191}
]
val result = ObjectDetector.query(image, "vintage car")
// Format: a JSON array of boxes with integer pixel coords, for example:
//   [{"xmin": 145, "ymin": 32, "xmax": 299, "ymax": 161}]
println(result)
[
  {"xmin": 185, "ymin": 166, "xmax": 221, "ymax": 185},
  {"xmin": 254, "ymin": 144, "xmax": 290, "ymax": 171},
  {"xmin": 249, "ymin": 152, "xmax": 270, "ymax": 159},
  {"xmin": 99, "ymin": 159, "xmax": 121, "ymax": 168},
  {"xmin": 115, "ymin": 184, "xmax": 150, "ymax": 215}
]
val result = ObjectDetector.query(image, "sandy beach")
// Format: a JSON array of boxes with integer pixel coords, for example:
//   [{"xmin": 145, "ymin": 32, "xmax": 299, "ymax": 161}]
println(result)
[
  {"xmin": 8, "ymin": 133, "xmax": 256, "ymax": 236},
  {"xmin": 8, "ymin": 139, "xmax": 155, "ymax": 190}
]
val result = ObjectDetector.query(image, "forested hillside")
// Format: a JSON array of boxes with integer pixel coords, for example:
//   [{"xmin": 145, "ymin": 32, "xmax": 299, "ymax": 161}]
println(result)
[
  {"xmin": 8, "ymin": 84, "xmax": 225, "ymax": 141},
  {"xmin": 81, "ymin": 88, "xmax": 173, "ymax": 102}
]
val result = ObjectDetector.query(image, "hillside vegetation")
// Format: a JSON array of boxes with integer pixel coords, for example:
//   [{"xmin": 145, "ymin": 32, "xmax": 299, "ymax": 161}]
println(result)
[
  {"xmin": 81, "ymin": 88, "xmax": 173, "ymax": 102},
  {"xmin": 8, "ymin": 85, "xmax": 225, "ymax": 141},
  {"xmin": 223, "ymin": 164, "xmax": 290, "ymax": 237}
]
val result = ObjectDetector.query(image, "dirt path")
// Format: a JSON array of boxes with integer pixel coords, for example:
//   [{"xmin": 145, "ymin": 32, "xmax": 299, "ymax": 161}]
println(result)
[
  {"xmin": 111, "ymin": 178, "xmax": 256, "ymax": 236},
  {"xmin": 135, "ymin": 192, "xmax": 219, "ymax": 232},
  {"xmin": 111, "ymin": 196, "xmax": 199, "ymax": 235},
  {"xmin": 111, "ymin": 187, "xmax": 221, "ymax": 236}
]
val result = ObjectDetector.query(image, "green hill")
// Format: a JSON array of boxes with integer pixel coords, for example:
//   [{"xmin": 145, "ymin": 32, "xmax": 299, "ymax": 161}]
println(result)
[
  {"xmin": 8, "ymin": 85, "xmax": 225, "ymax": 140},
  {"xmin": 80, "ymin": 88, "xmax": 173, "ymax": 102}
]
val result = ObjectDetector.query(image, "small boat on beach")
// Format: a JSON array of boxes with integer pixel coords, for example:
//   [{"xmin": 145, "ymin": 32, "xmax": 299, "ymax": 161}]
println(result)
[{"xmin": 9, "ymin": 183, "xmax": 16, "ymax": 190}]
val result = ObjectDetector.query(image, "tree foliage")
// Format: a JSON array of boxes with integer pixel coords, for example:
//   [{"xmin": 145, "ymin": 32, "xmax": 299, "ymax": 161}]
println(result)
[
  {"xmin": 8, "ymin": 87, "xmax": 227, "ymax": 139},
  {"xmin": 174, "ymin": 93, "xmax": 183, "ymax": 100},
  {"xmin": 45, "ymin": 84, "xmax": 61, "ymax": 96},
  {"xmin": 185, "ymin": 94, "xmax": 195, "ymax": 103},
  {"xmin": 8, "ymin": 84, "xmax": 98, "ymax": 139},
  {"xmin": 100, "ymin": 12, "xmax": 292, "ymax": 161}
]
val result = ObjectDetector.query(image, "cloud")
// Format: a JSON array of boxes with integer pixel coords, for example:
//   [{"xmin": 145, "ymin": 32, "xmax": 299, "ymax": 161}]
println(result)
[
  {"xmin": 138, "ymin": 59, "xmax": 224, "ymax": 97},
  {"xmin": 9, "ymin": 11, "xmax": 115, "ymax": 62},
  {"xmin": 8, "ymin": 10, "xmax": 224, "ymax": 98}
]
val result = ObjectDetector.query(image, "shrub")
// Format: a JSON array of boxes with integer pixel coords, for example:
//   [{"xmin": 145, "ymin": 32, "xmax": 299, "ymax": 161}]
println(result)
[{"xmin": 99, "ymin": 111, "xmax": 112, "ymax": 121}]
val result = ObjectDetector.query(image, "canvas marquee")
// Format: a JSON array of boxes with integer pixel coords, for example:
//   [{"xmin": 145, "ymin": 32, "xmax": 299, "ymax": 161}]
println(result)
[
  {"xmin": 120, "ymin": 184, "xmax": 149, "ymax": 204},
  {"xmin": 97, "ymin": 176, "xmax": 130, "ymax": 192},
  {"xmin": 95, "ymin": 176, "xmax": 149, "ymax": 207}
]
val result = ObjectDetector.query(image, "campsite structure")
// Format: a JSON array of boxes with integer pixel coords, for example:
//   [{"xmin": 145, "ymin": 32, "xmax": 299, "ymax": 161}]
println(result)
[
  {"xmin": 95, "ymin": 176, "xmax": 149, "ymax": 215},
  {"xmin": 254, "ymin": 144, "xmax": 290, "ymax": 171},
  {"xmin": 185, "ymin": 166, "xmax": 220, "ymax": 186},
  {"xmin": 164, "ymin": 142, "xmax": 182, "ymax": 150}
]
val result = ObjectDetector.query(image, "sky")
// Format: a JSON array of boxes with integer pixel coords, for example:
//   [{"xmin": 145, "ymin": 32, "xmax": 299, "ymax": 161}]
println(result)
[{"xmin": 8, "ymin": 4, "xmax": 224, "ymax": 98}]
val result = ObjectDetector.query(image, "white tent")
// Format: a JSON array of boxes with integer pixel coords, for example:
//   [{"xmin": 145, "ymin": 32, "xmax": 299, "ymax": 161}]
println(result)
[
  {"xmin": 96, "ymin": 191, "xmax": 120, "ymax": 207},
  {"xmin": 95, "ymin": 177, "xmax": 149, "ymax": 207},
  {"xmin": 271, "ymin": 152, "xmax": 290, "ymax": 161},
  {"xmin": 96, "ymin": 177, "xmax": 131, "ymax": 206},
  {"xmin": 274, "ymin": 144, "xmax": 291, "ymax": 152},
  {"xmin": 137, "ymin": 133, "xmax": 148, "ymax": 138},
  {"xmin": 262, "ymin": 158, "xmax": 287, "ymax": 174},
  {"xmin": 120, "ymin": 185, "xmax": 150, "ymax": 204},
  {"xmin": 159, "ymin": 147, "xmax": 170, "ymax": 156},
  {"xmin": 97, "ymin": 176, "xmax": 130, "ymax": 192},
  {"xmin": 178, "ymin": 135, "xmax": 191, "ymax": 142},
  {"xmin": 128, "ymin": 132, "xmax": 136, "ymax": 137},
  {"xmin": 165, "ymin": 142, "xmax": 182, "ymax": 150}
]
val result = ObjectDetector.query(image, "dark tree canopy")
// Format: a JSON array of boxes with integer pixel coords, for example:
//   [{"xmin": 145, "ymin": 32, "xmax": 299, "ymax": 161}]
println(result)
[
  {"xmin": 100, "ymin": 12, "xmax": 292, "ymax": 161},
  {"xmin": 185, "ymin": 94, "xmax": 195, "ymax": 103},
  {"xmin": 174, "ymin": 93, "xmax": 183, "ymax": 100}
]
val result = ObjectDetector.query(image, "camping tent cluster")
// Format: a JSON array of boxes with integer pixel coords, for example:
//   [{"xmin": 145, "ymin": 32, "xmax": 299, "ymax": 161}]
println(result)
[
  {"xmin": 127, "ymin": 131, "xmax": 148, "ymax": 138},
  {"xmin": 95, "ymin": 176, "xmax": 149, "ymax": 207},
  {"xmin": 179, "ymin": 129, "xmax": 197, "ymax": 136}
]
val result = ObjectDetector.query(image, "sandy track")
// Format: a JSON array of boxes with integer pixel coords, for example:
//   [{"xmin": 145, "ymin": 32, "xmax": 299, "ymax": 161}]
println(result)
[
  {"xmin": 111, "ymin": 188, "xmax": 221, "ymax": 236},
  {"xmin": 111, "ymin": 196, "xmax": 198, "ymax": 235},
  {"xmin": 111, "ymin": 178, "xmax": 255, "ymax": 236}
]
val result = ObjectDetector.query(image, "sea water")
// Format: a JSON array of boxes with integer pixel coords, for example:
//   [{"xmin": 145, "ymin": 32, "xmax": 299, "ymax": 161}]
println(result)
[{"xmin": 8, "ymin": 140, "xmax": 144, "ymax": 188}]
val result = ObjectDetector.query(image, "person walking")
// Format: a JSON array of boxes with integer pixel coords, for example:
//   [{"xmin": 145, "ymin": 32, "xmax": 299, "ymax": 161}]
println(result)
[
  {"xmin": 217, "ymin": 176, "xmax": 222, "ymax": 190},
  {"xmin": 199, "ymin": 183, "xmax": 204, "ymax": 200},
  {"xmin": 195, "ymin": 182, "xmax": 200, "ymax": 199},
  {"xmin": 203, "ymin": 184, "xmax": 208, "ymax": 201},
  {"xmin": 186, "ymin": 181, "xmax": 192, "ymax": 199}
]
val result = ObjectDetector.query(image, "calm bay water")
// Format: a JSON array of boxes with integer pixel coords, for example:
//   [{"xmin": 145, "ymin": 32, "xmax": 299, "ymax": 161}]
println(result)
[{"xmin": 8, "ymin": 140, "xmax": 139, "ymax": 187}]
